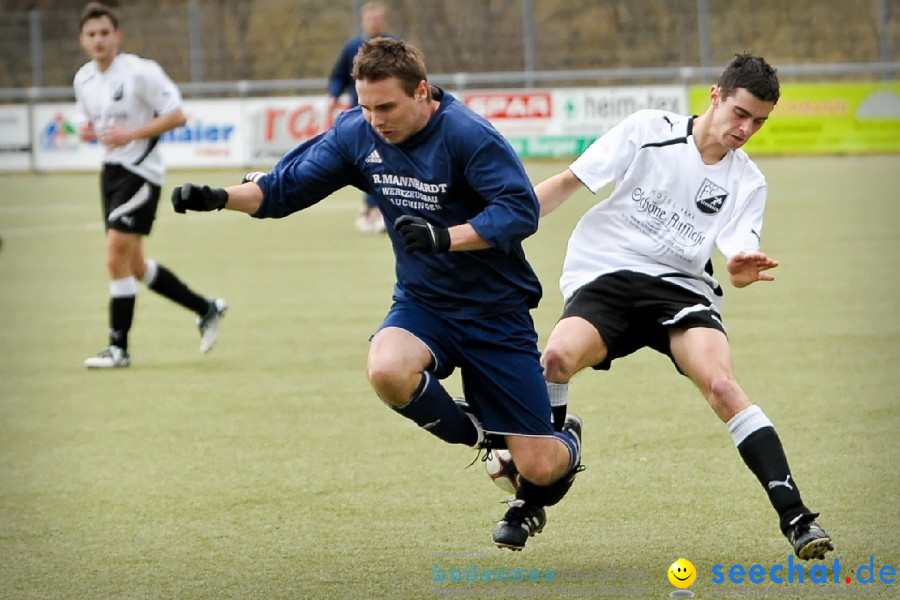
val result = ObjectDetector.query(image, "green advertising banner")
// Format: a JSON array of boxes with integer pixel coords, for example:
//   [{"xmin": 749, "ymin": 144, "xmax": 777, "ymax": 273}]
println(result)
[
  {"xmin": 505, "ymin": 136, "xmax": 598, "ymax": 158},
  {"xmin": 690, "ymin": 82, "xmax": 900, "ymax": 154}
]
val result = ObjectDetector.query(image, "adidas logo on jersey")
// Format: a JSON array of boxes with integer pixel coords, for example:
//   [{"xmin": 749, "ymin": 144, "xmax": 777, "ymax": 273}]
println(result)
[
  {"xmin": 242, "ymin": 171, "xmax": 267, "ymax": 184},
  {"xmin": 365, "ymin": 150, "xmax": 383, "ymax": 164}
]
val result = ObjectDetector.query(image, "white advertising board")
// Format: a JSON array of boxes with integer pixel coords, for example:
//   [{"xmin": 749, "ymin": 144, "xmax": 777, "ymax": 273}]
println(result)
[
  {"xmin": 461, "ymin": 85, "xmax": 688, "ymax": 157},
  {"xmin": 0, "ymin": 105, "xmax": 32, "ymax": 171},
  {"xmin": 26, "ymin": 86, "xmax": 691, "ymax": 171},
  {"xmin": 159, "ymin": 99, "xmax": 244, "ymax": 167},
  {"xmin": 32, "ymin": 99, "xmax": 245, "ymax": 172},
  {"xmin": 243, "ymin": 96, "xmax": 348, "ymax": 164},
  {"xmin": 32, "ymin": 103, "xmax": 104, "ymax": 171}
]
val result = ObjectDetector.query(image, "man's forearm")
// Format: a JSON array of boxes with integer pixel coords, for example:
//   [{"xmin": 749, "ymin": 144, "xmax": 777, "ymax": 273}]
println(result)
[
  {"xmin": 134, "ymin": 109, "xmax": 187, "ymax": 139},
  {"xmin": 447, "ymin": 223, "xmax": 491, "ymax": 251},
  {"xmin": 223, "ymin": 182, "xmax": 265, "ymax": 215},
  {"xmin": 536, "ymin": 169, "xmax": 583, "ymax": 217}
]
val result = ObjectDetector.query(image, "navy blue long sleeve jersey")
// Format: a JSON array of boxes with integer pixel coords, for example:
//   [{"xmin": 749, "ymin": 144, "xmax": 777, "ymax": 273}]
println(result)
[
  {"xmin": 253, "ymin": 88, "xmax": 543, "ymax": 318},
  {"xmin": 327, "ymin": 36, "xmax": 365, "ymax": 106}
]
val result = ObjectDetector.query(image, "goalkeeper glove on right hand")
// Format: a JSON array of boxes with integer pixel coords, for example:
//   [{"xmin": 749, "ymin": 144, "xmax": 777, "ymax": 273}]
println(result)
[{"xmin": 171, "ymin": 184, "xmax": 228, "ymax": 214}]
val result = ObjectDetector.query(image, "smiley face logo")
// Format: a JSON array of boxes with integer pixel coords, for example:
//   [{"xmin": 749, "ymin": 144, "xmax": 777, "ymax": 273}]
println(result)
[{"xmin": 668, "ymin": 558, "xmax": 697, "ymax": 589}]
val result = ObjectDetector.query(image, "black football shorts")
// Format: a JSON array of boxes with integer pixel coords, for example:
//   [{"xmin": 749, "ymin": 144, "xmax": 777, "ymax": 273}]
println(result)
[
  {"xmin": 561, "ymin": 270, "xmax": 726, "ymax": 371},
  {"xmin": 101, "ymin": 163, "xmax": 161, "ymax": 235}
]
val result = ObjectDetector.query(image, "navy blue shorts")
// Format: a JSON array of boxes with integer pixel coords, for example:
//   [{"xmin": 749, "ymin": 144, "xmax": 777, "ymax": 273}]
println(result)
[{"xmin": 378, "ymin": 300, "xmax": 554, "ymax": 437}]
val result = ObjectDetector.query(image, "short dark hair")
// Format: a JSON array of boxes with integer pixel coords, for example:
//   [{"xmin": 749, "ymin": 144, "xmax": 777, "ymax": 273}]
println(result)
[
  {"xmin": 717, "ymin": 54, "xmax": 780, "ymax": 104},
  {"xmin": 352, "ymin": 38, "xmax": 427, "ymax": 98},
  {"xmin": 80, "ymin": 2, "xmax": 119, "ymax": 31}
]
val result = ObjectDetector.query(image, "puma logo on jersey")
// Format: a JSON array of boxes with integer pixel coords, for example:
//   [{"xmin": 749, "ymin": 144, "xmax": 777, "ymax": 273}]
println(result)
[
  {"xmin": 365, "ymin": 149, "xmax": 383, "ymax": 164},
  {"xmin": 663, "ymin": 116, "xmax": 675, "ymax": 131},
  {"xmin": 767, "ymin": 474, "xmax": 793, "ymax": 491},
  {"xmin": 112, "ymin": 83, "xmax": 124, "ymax": 101}
]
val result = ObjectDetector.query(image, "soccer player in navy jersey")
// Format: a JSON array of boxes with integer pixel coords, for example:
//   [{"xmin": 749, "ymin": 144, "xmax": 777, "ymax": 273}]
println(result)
[
  {"xmin": 172, "ymin": 38, "xmax": 582, "ymax": 551},
  {"xmin": 327, "ymin": 1, "xmax": 396, "ymax": 234}
]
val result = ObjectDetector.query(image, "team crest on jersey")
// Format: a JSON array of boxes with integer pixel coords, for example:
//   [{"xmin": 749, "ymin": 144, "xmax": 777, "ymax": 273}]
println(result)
[
  {"xmin": 694, "ymin": 178, "xmax": 728, "ymax": 214},
  {"xmin": 112, "ymin": 82, "xmax": 124, "ymax": 101}
]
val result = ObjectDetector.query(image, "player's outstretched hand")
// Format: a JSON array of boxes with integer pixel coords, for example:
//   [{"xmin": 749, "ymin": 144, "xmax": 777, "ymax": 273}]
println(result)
[
  {"xmin": 727, "ymin": 250, "xmax": 779, "ymax": 288},
  {"xmin": 394, "ymin": 215, "xmax": 451, "ymax": 254},
  {"xmin": 171, "ymin": 184, "xmax": 228, "ymax": 214}
]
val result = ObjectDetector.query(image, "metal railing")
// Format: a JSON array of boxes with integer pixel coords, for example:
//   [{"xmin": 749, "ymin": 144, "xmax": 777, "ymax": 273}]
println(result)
[
  {"xmin": 1, "ymin": 61, "xmax": 897, "ymax": 104},
  {"xmin": 2, "ymin": 0, "xmax": 896, "ymax": 102}
]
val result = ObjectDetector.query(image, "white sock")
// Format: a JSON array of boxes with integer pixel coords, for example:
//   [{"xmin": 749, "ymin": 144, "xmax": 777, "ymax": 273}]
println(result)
[
  {"xmin": 141, "ymin": 259, "xmax": 158, "ymax": 285},
  {"xmin": 727, "ymin": 405, "xmax": 774, "ymax": 447},
  {"xmin": 547, "ymin": 381, "xmax": 569, "ymax": 407},
  {"xmin": 109, "ymin": 276, "xmax": 137, "ymax": 297}
]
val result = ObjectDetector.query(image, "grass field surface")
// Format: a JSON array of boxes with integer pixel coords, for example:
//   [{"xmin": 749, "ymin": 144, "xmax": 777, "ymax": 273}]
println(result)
[{"xmin": 1, "ymin": 157, "xmax": 898, "ymax": 598}]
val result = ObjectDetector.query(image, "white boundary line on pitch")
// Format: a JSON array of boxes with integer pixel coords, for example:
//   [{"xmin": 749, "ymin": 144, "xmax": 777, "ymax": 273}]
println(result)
[{"xmin": 1, "ymin": 198, "xmax": 360, "ymax": 239}]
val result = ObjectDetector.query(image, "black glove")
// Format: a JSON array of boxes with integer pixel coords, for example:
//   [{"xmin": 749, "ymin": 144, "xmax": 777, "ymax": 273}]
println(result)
[
  {"xmin": 171, "ymin": 184, "xmax": 228, "ymax": 214},
  {"xmin": 394, "ymin": 215, "xmax": 451, "ymax": 254}
]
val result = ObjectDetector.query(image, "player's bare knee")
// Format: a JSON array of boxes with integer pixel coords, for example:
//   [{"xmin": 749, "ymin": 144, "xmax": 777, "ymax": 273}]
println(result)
[
  {"xmin": 105, "ymin": 254, "xmax": 129, "ymax": 276},
  {"xmin": 518, "ymin": 463, "xmax": 556, "ymax": 486},
  {"xmin": 105, "ymin": 243, "xmax": 132, "ymax": 273},
  {"xmin": 541, "ymin": 346, "xmax": 576, "ymax": 383},
  {"xmin": 130, "ymin": 257, "xmax": 146, "ymax": 278},
  {"xmin": 707, "ymin": 377, "xmax": 747, "ymax": 420},
  {"xmin": 366, "ymin": 359, "xmax": 418, "ymax": 406},
  {"xmin": 512, "ymin": 453, "xmax": 557, "ymax": 486},
  {"xmin": 366, "ymin": 360, "xmax": 401, "ymax": 393}
]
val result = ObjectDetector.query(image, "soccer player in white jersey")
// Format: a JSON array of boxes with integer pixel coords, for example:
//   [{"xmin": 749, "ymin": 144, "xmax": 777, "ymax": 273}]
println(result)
[
  {"xmin": 74, "ymin": 2, "xmax": 226, "ymax": 368},
  {"xmin": 531, "ymin": 54, "xmax": 833, "ymax": 560}
]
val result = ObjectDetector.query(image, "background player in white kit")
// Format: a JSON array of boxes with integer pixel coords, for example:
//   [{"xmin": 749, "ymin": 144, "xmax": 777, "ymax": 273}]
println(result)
[
  {"xmin": 75, "ymin": 2, "xmax": 226, "ymax": 368},
  {"xmin": 531, "ymin": 54, "xmax": 833, "ymax": 560}
]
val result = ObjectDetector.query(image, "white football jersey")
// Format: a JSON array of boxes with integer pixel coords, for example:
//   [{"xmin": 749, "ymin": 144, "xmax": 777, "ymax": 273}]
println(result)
[
  {"xmin": 73, "ymin": 53, "xmax": 182, "ymax": 184},
  {"xmin": 563, "ymin": 109, "xmax": 768, "ymax": 306}
]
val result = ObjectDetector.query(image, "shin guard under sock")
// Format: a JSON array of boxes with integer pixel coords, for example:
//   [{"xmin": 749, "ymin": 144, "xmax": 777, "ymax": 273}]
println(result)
[
  {"xmin": 547, "ymin": 382, "xmax": 569, "ymax": 432},
  {"xmin": 109, "ymin": 277, "xmax": 136, "ymax": 350},
  {"xmin": 392, "ymin": 372, "xmax": 479, "ymax": 446},
  {"xmin": 144, "ymin": 260, "xmax": 208, "ymax": 316},
  {"xmin": 730, "ymin": 405, "xmax": 809, "ymax": 533}
]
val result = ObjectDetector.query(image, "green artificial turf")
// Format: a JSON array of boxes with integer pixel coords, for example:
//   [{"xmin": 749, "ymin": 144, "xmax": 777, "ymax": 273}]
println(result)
[{"xmin": 1, "ymin": 157, "xmax": 897, "ymax": 598}]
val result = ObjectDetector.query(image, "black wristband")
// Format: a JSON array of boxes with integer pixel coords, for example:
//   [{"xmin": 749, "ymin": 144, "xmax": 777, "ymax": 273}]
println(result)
[
  {"xmin": 432, "ymin": 225, "xmax": 451, "ymax": 253},
  {"xmin": 206, "ymin": 186, "xmax": 228, "ymax": 210}
]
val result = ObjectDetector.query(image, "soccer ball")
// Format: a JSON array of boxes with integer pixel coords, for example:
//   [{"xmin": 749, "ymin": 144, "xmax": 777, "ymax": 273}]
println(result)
[{"xmin": 485, "ymin": 448, "xmax": 519, "ymax": 494}]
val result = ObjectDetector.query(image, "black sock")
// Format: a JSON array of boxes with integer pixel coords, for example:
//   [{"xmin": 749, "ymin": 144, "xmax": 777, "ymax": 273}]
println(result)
[
  {"xmin": 109, "ymin": 295, "xmax": 135, "ymax": 351},
  {"xmin": 147, "ymin": 264, "xmax": 208, "ymax": 316},
  {"xmin": 546, "ymin": 382, "xmax": 568, "ymax": 432},
  {"xmin": 551, "ymin": 405, "xmax": 567, "ymax": 432},
  {"xmin": 737, "ymin": 427, "xmax": 809, "ymax": 533},
  {"xmin": 392, "ymin": 372, "xmax": 479, "ymax": 446}
]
